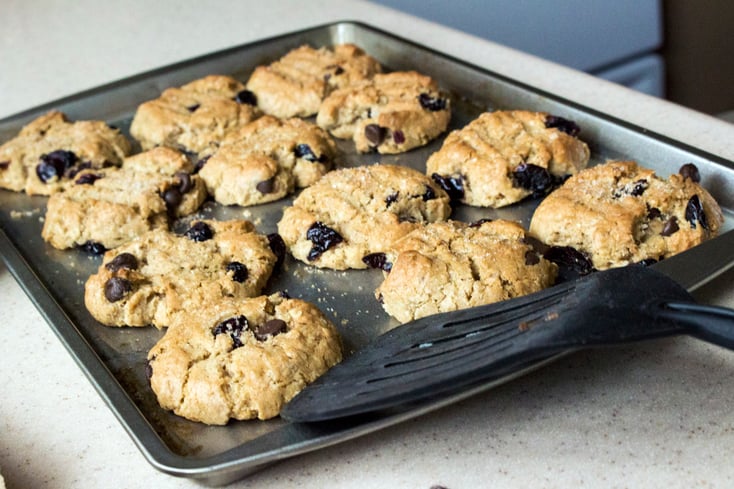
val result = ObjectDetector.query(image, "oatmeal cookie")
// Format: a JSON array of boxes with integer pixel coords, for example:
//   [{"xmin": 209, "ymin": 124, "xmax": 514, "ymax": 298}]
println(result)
[
  {"xmin": 427, "ymin": 111, "xmax": 590, "ymax": 208},
  {"xmin": 245, "ymin": 43, "xmax": 382, "ymax": 118},
  {"xmin": 0, "ymin": 111, "xmax": 132, "ymax": 195},
  {"xmin": 147, "ymin": 293, "xmax": 342, "ymax": 424},
  {"xmin": 317, "ymin": 71, "xmax": 451, "ymax": 154},
  {"xmin": 529, "ymin": 160, "xmax": 724, "ymax": 269},
  {"xmin": 277, "ymin": 164, "xmax": 451, "ymax": 270}
]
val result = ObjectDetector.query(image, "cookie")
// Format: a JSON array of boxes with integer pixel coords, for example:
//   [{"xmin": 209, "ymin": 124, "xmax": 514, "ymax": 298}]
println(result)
[
  {"xmin": 0, "ymin": 111, "xmax": 132, "ymax": 195},
  {"xmin": 426, "ymin": 110, "xmax": 590, "ymax": 207},
  {"xmin": 277, "ymin": 164, "xmax": 452, "ymax": 270},
  {"xmin": 147, "ymin": 293, "xmax": 343, "ymax": 424},
  {"xmin": 317, "ymin": 71, "xmax": 451, "ymax": 154},
  {"xmin": 529, "ymin": 160, "xmax": 724, "ymax": 270},
  {"xmin": 245, "ymin": 43, "xmax": 382, "ymax": 118},
  {"xmin": 369, "ymin": 219, "xmax": 558, "ymax": 323},
  {"xmin": 84, "ymin": 219, "xmax": 279, "ymax": 328},
  {"xmin": 41, "ymin": 147, "xmax": 207, "ymax": 251},
  {"xmin": 196, "ymin": 115, "xmax": 337, "ymax": 206},
  {"xmin": 129, "ymin": 75, "xmax": 262, "ymax": 155}
]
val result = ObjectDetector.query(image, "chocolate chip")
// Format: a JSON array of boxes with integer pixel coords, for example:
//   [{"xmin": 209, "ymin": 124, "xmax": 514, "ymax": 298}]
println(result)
[
  {"xmin": 175, "ymin": 171, "xmax": 193, "ymax": 193},
  {"xmin": 162, "ymin": 186, "xmax": 183, "ymax": 211},
  {"xmin": 75, "ymin": 172, "xmax": 102, "ymax": 185},
  {"xmin": 544, "ymin": 115, "xmax": 581, "ymax": 137},
  {"xmin": 365, "ymin": 124, "xmax": 386, "ymax": 146},
  {"xmin": 543, "ymin": 245, "xmax": 595, "ymax": 282},
  {"xmin": 267, "ymin": 233, "xmax": 286, "ymax": 269},
  {"xmin": 685, "ymin": 194, "xmax": 709, "ymax": 230},
  {"xmin": 187, "ymin": 103, "xmax": 200, "ymax": 112},
  {"xmin": 306, "ymin": 221, "xmax": 343, "ymax": 261},
  {"xmin": 418, "ymin": 93, "xmax": 447, "ymax": 111},
  {"xmin": 431, "ymin": 173, "xmax": 465, "ymax": 201},
  {"xmin": 422, "ymin": 185, "xmax": 436, "ymax": 201},
  {"xmin": 294, "ymin": 143, "xmax": 325, "ymax": 163},
  {"xmin": 524, "ymin": 250, "xmax": 540, "ymax": 265},
  {"xmin": 469, "ymin": 218, "xmax": 493, "ymax": 228},
  {"xmin": 0, "ymin": 161, "xmax": 10, "ymax": 169},
  {"xmin": 256, "ymin": 177, "xmax": 276, "ymax": 194},
  {"xmin": 362, "ymin": 252, "xmax": 392, "ymax": 272},
  {"xmin": 80, "ymin": 241, "xmax": 106, "ymax": 255},
  {"xmin": 36, "ymin": 150, "xmax": 78, "ymax": 183},
  {"xmin": 105, "ymin": 252, "xmax": 138, "ymax": 272},
  {"xmin": 184, "ymin": 221, "xmax": 214, "ymax": 242},
  {"xmin": 647, "ymin": 206, "xmax": 662, "ymax": 220},
  {"xmin": 679, "ymin": 163, "xmax": 701, "ymax": 182},
  {"xmin": 254, "ymin": 319, "xmax": 287, "ymax": 341},
  {"xmin": 234, "ymin": 89, "xmax": 257, "ymax": 106},
  {"xmin": 212, "ymin": 315, "xmax": 249, "ymax": 349},
  {"xmin": 393, "ymin": 130, "xmax": 405, "ymax": 144},
  {"xmin": 511, "ymin": 163, "xmax": 556, "ymax": 198},
  {"xmin": 630, "ymin": 179, "xmax": 648, "ymax": 196},
  {"xmin": 661, "ymin": 216, "xmax": 679, "ymax": 236},
  {"xmin": 145, "ymin": 359, "xmax": 154, "ymax": 379},
  {"xmin": 226, "ymin": 261, "xmax": 249, "ymax": 283},
  {"xmin": 385, "ymin": 192, "xmax": 399, "ymax": 207},
  {"xmin": 193, "ymin": 156, "xmax": 210, "ymax": 174},
  {"xmin": 637, "ymin": 258, "xmax": 659, "ymax": 266},
  {"xmin": 104, "ymin": 277, "xmax": 132, "ymax": 302}
]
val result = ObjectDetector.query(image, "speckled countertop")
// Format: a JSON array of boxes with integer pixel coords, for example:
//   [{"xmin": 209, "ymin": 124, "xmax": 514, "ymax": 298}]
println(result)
[{"xmin": 2, "ymin": 1, "xmax": 734, "ymax": 488}]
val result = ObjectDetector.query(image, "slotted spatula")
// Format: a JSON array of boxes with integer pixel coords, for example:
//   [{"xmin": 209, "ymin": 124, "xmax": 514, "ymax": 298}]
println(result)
[{"xmin": 282, "ymin": 231, "xmax": 734, "ymax": 423}]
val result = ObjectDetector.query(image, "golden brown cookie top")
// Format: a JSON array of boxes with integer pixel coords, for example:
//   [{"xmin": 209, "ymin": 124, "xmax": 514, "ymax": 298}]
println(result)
[{"xmin": 529, "ymin": 160, "xmax": 724, "ymax": 269}]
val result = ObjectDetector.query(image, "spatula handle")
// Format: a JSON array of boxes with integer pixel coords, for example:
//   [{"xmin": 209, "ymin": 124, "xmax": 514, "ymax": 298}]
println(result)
[{"xmin": 658, "ymin": 302, "xmax": 734, "ymax": 349}]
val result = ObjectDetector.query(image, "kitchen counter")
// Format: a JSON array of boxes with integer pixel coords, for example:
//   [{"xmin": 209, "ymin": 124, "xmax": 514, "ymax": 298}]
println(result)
[{"xmin": 2, "ymin": 1, "xmax": 734, "ymax": 488}]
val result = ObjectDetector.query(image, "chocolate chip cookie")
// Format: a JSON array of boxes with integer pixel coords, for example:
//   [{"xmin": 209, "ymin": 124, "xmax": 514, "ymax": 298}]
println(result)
[
  {"xmin": 369, "ymin": 219, "xmax": 558, "ymax": 323},
  {"xmin": 41, "ymin": 147, "xmax": 207, "ymax": 251},
  {"xmin": 0, "ymin": 111, "xmax": 132, "ymax": 195},
  {"xmin": 277, "ymin": 164, "xmax": 452, "ymax": 270},
  {"xmin": 147, "ymin": 293, "xmax": 343, "ymax": 424},
  {"xmin": 529, "ymin": 160, "xmax": 724, "ymax": 269},
  {"xmin": 427, "ymin": 111, "xmax": 590, "ymax": 207},
  {"xmin": 84, "ymin": 219, "xmax": 279, "ymax": 328},
  {"xmin": 245, "ymin": 43, "xmax": 383, "ymax": 118},
  {"xmin": 196, "ymin": 115, "xmax": 338, "ymax": 206},
  {"xmin": 317, "ymin": 71, "xmax": 451, "ymax": 154},
  {"xmin": 129, "ymin": 74, "xmax": 261, "ymax": 154}
]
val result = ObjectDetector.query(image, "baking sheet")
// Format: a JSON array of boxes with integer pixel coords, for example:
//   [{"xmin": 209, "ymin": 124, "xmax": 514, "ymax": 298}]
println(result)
[{"xmin": 1, "ymin": 21, "xmax": 734, "ymax": 486}]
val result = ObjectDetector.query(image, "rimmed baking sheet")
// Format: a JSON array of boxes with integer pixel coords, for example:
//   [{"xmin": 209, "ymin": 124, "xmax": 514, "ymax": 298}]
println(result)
[{"xmin": 1, "ymin": 21, "xmax": 733, "ymax": 486}]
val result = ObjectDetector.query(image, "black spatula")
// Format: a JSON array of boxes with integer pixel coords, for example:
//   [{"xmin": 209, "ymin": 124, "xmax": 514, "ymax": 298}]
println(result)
[{"xmin": 282, "ymin": 233, "xmax": 734, "ymax": 423}]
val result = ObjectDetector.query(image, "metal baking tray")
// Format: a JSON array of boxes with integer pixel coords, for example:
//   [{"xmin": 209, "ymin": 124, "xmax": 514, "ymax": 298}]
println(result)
[{"xmin": 1, "ymin": 21, "xmax": 733, "ymax": 486}]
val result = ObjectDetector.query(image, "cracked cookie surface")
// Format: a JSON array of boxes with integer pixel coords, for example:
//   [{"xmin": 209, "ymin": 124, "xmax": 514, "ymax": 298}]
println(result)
[
  {"xmin": 147, "ymin": 293, "xmax": 343, "ymax": 424},
  {"xmin": 372, "ymin": 219, "xmax": 558, "ymax": 323},
  {"xmin": 529, "ymin": 160, "xmax": 724, "ymax": 269},
  {"xmin": 42, "ymin": 146, "xmax": 207, "ymax": 251},
  {"xmin": 277, "ymin": 164, "xmax": 451, "ymax": 270},
  {"xmin": 0, "ymin": 111, "xmax": 132, "ymax": 195},
  {"xmin": 427, "ymin": 110, "xmax": 590, "ymax": 207},
  {"xmin": 197, "ymin": 115, "xmax": 338, "ymax": 206},
  {"xmin": 84, "ymin": 219, "xmax": 278, "ymax": 328},
  {"xmin": 245, "ymin": 43, "xmax": 382, "ymax": 119}
]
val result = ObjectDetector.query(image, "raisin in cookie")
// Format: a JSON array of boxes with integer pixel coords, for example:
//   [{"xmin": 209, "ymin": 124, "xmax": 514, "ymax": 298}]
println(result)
[
  {"xmin": 197, "ymin": 115, "xmax": 337, "ymax": 206},
  {"xmin": 529, "ymin": 160, "xmax": 724, "ymax": 270},
  {"xmin": 84, "ymin": 219, "xmax": 279, "ymax": 328},
  {"xmin": 41, "ymin": 147, "xmax": 207, "ymax": 251},
  {"xmin": 147, "ymin": 293, "xmax": 342, "ymax": 424},
  {"xmin": 0, "ymin": 111, "xmax": 132, "ymax": 195},
  {"xmin": 427, "ymin": 111, "xmax": 590, "ymax": 208},
  {"xmin": 317, "ymin": 71, "xmax": 451, "ymax": 154},
  {"xmin": 369, "ymin": 219, "xmax": 558, "ymax": 323},
  {"xmin": 245, "ymin": 43, "xmax": 382, "ymax": 119},
  {"xmin": 277, "ymin": 164, "xmax": 451, "ymax": 270},
  {"xmin": 129, "ymin": 75, "xmax": 261, "ymax": 155}
]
